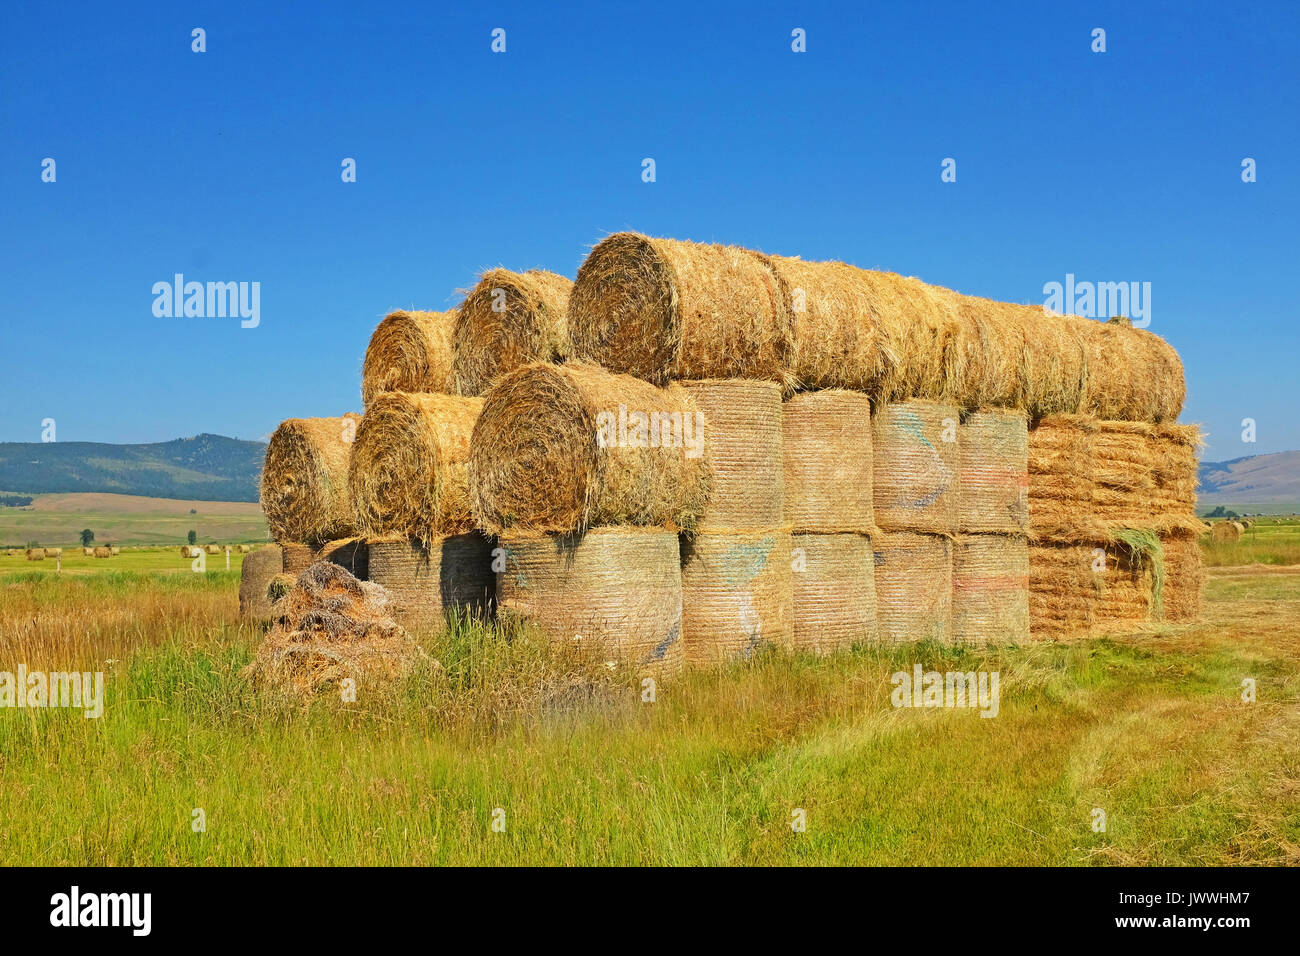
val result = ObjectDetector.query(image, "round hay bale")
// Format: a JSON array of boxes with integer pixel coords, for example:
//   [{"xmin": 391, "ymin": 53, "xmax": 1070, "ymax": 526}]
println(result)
[
  {"xmin": 82, "ymin": 547, "xmax": 94, "ymax": 556},
  {"xmin": 782, "ymin": 389, "xmax": 874, "ymax": 534},
  {"xmin": 1208, "ymin": 521, "xmax": 1240, "ymax": 542},
  {"xmin": 281, "ymin": 542, "xmax": 317, "ymax": 575},
  {"xmin": 791, "ymin": 532, "xmax": 877, "ymax": 652},
  {"xmin": 959, "ymin": 409, "xmax": 1028, "ymax": 534},
  {"xmin": 1079, "ymin": 317, "xmax": 1185, "ymax": 423},
  {"xmin": 5, "ymin": 549, "xmax": 17, "ymax": 556},
  {"xmin": 25, "ymin": 548, "xmax": 45, "ymax": 561},
  {"xmin": 497, "ymin": 527, "xmax": 683, "ymax": 674},
  {"xmin": 239, "ymin": 545, "xmax": 283, "ymax": 620},
  {"xmin": 238, "ymin": 544, "xmax": 252, "ymax": 553},
  {"xmin": 952, "ymin": 534, "xmax": 1029, "ymax": 645},
  {"xmin": 947, "ymin": 298, "xmax": 1027, "ymax": 410},
  {"xmin": 109, "ymin": 546, "xmax": 120, "ymax": 556},
  {"xmin": 452, "ymin": 269, "xmax": 572, "ymax": 396},
  {"xmin": 568, "ymin": 232, "xmax": 792, "ymax": 386},
  {"xmin": 349, "ymin": 391, "xmax": 483, "ymax": 542},
  {"xmin": 681, "ymin": 379, "xmax": 783, "ymax": 531},
  {"xmin": 1161, "ymin": 532, "xmax": 1203, "ymax": 623},
  {"xmin": 260, "ymin": 414, "xmax": 362, "ymax": 545},
  {"xmin": 470, "ymin": 361, "xmax": 711, "ymax": 534},
  {"xmin": 680, "ymin": 529, "xmax": 793, "ymax": 666},
  {"xmin": 872, "ymin": 400, "xmax": 960, "ymax": 534},
  {"xmin": 92, "ymin": 546, "xmax": 112, "ymax": 558},
  {"xmin": 317, "ymin": 537, "xmax": 369, "ymax": 580},
  {"xmin": 368, "ymin": 534, "xmax": 496, "ymax": 629},
  {"xmin": 1028, "ymin": 542, "xmax": 1099, "ymax": 638},
  {"xmin": 44, "ymin": 547, "xmax": 62, "ymax": 558},
  {"xmin": 361, "ymin": 308, "xmax": 457, "ymax": 406},
  {"xmin": 204, "ymin": 544, "xmax": 221, "ymax": 555},
  {"xmin": 1017, "ymin": 307, "xmax": 1089, "ymax": 419},
  {"xmin": 873, "ymin": 532, "xmax": 952, "ymax": 644}
]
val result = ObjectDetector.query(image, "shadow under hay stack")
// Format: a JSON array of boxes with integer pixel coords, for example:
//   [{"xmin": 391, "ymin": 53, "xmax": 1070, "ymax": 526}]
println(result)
[
  {"xmin": 361, "ymin": 309, "xmax": 457, "ymax": 406},
  {"xmin": 453, "ymin": 269, "xmax": 572, "ymax": 396},
  {"xmin": 367, "ymin": 535, "xmax": 495, "ymax": 629}
]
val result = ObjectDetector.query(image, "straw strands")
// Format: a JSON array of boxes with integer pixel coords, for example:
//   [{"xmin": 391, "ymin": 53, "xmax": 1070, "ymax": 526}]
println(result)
[
  {"xmin": 261, "ymin": 414, "xmax": 362, "ymax": 545},
  {"xmin": 959, "ymin": 409, "xmax": 1028, "ymax": 534},
  {"xmin": 791, "ymin": 532, "xmax": 876, "ymax": 652},
  {"xmin": 1079, "ymin": 317, "xmax": 1186, "ymax": 423},
  {"xmin": 361, "ymin": 309, "xmax": 457, "ymax": 406},
  {"xmin": 1028, "ymin": 543, "xmax": 1099, "ymax": 638},
  {"xmin": 681, "ymin": 379, "xmax": 783, "ymax": 531},
  {"xmin": 873, "ymin": 532, "xmax": 953, "ymax": 644},
  {"xmin": 680, "ymin": 530, "xmax": 794, "ymax": 665},
  {"xmin": 453, "ymin": 269, "xmax": 573, "ymax": 396},
  {"xmin": 872, "ymin": 400, "xmax": 960, "ymax": 534},
  {"xmin": 782, "ymin": 389, "xmax": 874, "ymax": 534},
  {"xmin": 239, "ymin": 545, "xmax": 283, "ymax": 620},
  {"xmin": 952, "ymin": 534, "xmax": 1029, "ymax": 644},
  {"xmin": 1161, "ymin": 533, "xmax": 1203, "ymax": 623},
  {"xmin": 317, "ymin": 537, "xmax": 369, "ymax": 580},
  {"xmin": 367, "ymin": 534, "xmax": 496, "ymax": 629},
  {"xmin": 281, "ymin": 543, "xmax": 317, "ymax": 575}
]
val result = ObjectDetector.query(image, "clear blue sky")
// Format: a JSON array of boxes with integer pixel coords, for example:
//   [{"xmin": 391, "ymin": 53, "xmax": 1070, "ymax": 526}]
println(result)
[{"xmin": 3, "ymin": 0, "xmax": 1296, "ymax": 459}]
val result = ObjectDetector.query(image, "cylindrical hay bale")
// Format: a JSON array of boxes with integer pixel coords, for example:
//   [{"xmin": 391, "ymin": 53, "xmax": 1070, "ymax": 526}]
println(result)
[
  {"xmin": 1028, "ymin": 543, "xmax": 1099, "ymax": 638},
  {"xmin": 349, "ymin": 391, "xmax": 483, "ymax": 543},
  {"xmin": 25, "ymin": 548, "xmax": 45, "ymax": 561},
  {"xmin": 791, "ymin": 532, "xmax": 876, "ymax": 652},
  {"xmin": 1079, "ymin": 317, "xmax": 1186, "ymax": 423},
  {"xmin": 1018, "ymin": 307, "xmax": 1089, "ymax": 419},
  {"xmin": 947, "ymin": 299, "xmax": 1027, "ymax": 410},
  {"xmin": 959, "ymin": 410, "xmax": 1028, "ymax": 534},
  {"xmin": 92, "ymin": 546, "xmax": 112, "ymax": 558},
  {"xmin": 782, "ymin": 390, "xmax": 874, "ymax": 534},
  {"xmin": 952, "ymin": 534, "xmax": 1029, "ymax": 645},
  {"xmin": 1028, "ymin": 415, "xmax": 1098, "ymax": 543},
  {"xmin": 681, "ymin": 379, "xmax": 783, "ymax": 531},
  {"xmin": 261, "ymin": 414, "xmax": 362, "ymax": 544},
  {"xmin": 470, "ymin": 361, "xmax": 711, "ymax": 534},
  {"xmin": 1161, "ymin": 533, "xmax": 1203, "ymax": 623},
  {"xmin": 110, "ymin": 546, "xmax": 120, "ymax": 556},
  {"xmin": 361, "ymin": 309, "xmax": 457, "ymax": 406},
  {"xmin": 205, "ymin": 544, "xmax": 221, "ymax": 555},
  {"xmin": 238, "ymin": 544, "xmax": 252, "ymax": 553},
  {"xmin": 83, "ymin": 547, "xmax": 94, "ymax": 556},
  {"xmin": 568, "ymin": 232, "xmax": 792, "ymax": 386},
  {"xmin": 1209, "ymin": 521, "xmax": 1241, "ymax": 543},
  {"xmin": 497, "ymin": 528, "xmax": 683, "ymax": 674},
  {"xmin": 452, "ymin": 269, "xmax": 572, "ymax": 396},
  {"xmin": 872, "ymin": 400, "xmax": 960, "ymax": 534},
  {"xmin": 873, "ymin": 532, "xmax": 953, "ymax": 644},
  {"xmin": 680, "ymin": 530, "xmax": 794, "ymax": 665},
  {"xmin": 281, "ymin": 542, "xmax": 317, "ymax": 575},
  {"xmin": 44, "ymin": 548, "xmax": 62, "ymax": 558},
  {"xmin": 239, "ymin": 545, "xmax": 283, "ymax": 620},
  {"xmin": 368, "ymin": 534, "xmax": 496, "ymax": 629},
  {"xmin": 317, "ymin": 537, "xmax": 369, "ymax": 580}
]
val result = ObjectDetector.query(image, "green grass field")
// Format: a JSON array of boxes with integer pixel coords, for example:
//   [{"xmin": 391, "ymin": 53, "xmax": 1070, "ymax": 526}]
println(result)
[
  {"xmin": 0, "ymin": 492, "xmax": 268, "ymax": 549},
  {"xmin": 0, "ymin": 545, "xmax": 253, "ymax": 575},
  {"xmin": 1200, "ymin": 515, "xmax": 1300, "ymax": 566}
]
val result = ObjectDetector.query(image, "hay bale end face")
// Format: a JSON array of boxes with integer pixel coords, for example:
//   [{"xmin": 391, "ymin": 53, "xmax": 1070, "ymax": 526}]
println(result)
[
  {"xmin": 680, "ymin": 530, "xmax": 793, "ymax": 666},
  {"xmin": 872, "ymin": 400, "xmax": 960, "ymax": 534},
  {"xmin": 873, "ymin": 532, "xmax": 953, "ymax": 644},
  {"xmin": 791, "ymin": 532, "xmax": 877, "ymax": 652},
  {"xmin": 361, "ymin": 309, "xmax": 457, "ymax": 406},
  {"xmin": 367, "ymin": 534, "xmax": 496, "ymax": 629},
  {"xmin": 1161, "ymin": 533, "xmax": 1204, "ymax": 622},
  {"xmin": 92, "ymin": 546, "xmax": 112, "ymax": 558},
  {"xmin": 682, "ymin": 378, "xmax": 783, "ymax": 531},
  {"xmin": 260, "ymin": 414, "xmax": 362, "ymax": 545},
  {"xmin": 952, "ymin": 534, "xmax": 1029, "ymax": 645},
  {"xmin": 782, "ymin": 389, "xmax": 874, "ymax": 534},
  {"xmin": 959, "ymin": 409, "xmax": 1028, "ymax": 534},
  {"xmin": 453, "ymin": 269, "xmax": 572, "ymax": 396},
  {"xmin": 1028, "ymin": 542, "xmax": 1099, "ymax": 638},
  {"xmin": 280, "ymin": 542, "xmax": 318, "ymax": 575},
  {"xmin": 25, "ymin": 548, "xmax": 45, "ymax": 561}
]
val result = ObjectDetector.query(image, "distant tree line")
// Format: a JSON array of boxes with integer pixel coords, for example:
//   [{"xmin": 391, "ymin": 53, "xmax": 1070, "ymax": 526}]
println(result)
[{"xmin": 0, "ymin": 495, "xmax": 34, "ymax": 507}]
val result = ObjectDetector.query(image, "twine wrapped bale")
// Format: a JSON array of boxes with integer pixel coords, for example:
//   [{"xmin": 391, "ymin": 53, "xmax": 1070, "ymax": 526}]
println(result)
[
  {"xmin": 1017, "ymin": 307, "xmax": 1090, "ymax": 419},
  {"xmin": 952, "ymin": 534, "xmax": 1029, "ymax": 645},
  {"xmin": 367, "ymin": 534, "xmax": 495, "ymax": 629},
  {"xmin": 1161, "ymin": 533, "xmax": 1204, "ymax": 623},
  {"xmin": 92, "ymin": 546, "xmax": 112, "ymax": 558},
  {"xmin": 959, "ymin": 409, "xmax": 1028, "ymax": 534},
  {"xmin": 682, "ymin": 379, "xmax": 783, "ymax": 530},
  {"xmin": 873, "ymin": 532, "xmax": 953, "ymax": 644},
  {"xmin": 470, "ymin": 361, "xmax": 711, "ymax": 534},
  {"xmin": 791, "ymin": 532, "xmax": 876, "ymax": 652},
  {"xmin": 1079, "ymin": 317, "xmax": 1186, "ymax": 423},
  {"xmin": 318, "ymin": 537, "xmax": 369, "ymax": 580},
  {"xmin": 361, "ymin": 309, "xmax": 457, "ymax": 406},
  {"xmin": 25, "ymin": 549, "xmax": 44, "ymax": 561},
  {"xmin": 680, "ymin": 530, "xmax": 794, "ymax": 665},
  {"xmin": 497, "ymin": 527, "xmax": 683, "ymax": 674},
  {"xmin": 281, "ymin": 543, "xmax": 317, "ymax": 575},
  {"xmin": 349, "ymin": 391, "xmax": 483, "ymax": 543},
  {"xmin": 1028, "ymin": 543, "xmax": 1099, "ymax": 638},
  {"xmin": 239, "ymin": 544, "xmax": 283, "ymax": 620},
  {"xmin": 782, "ymin": 389, "xmax": 874, "ymax": 534},
  {"xmin": 568, "ymin": 232, "xmax": 792, "ymax": 386},
  {"xmin": 453, "ymin": 269, "xmax": 572, "ymax": 396},
  {"xmin": 1209, "ymin": 521, "xmax": 1241, "ymax": 543},
  {"xmin": 261, "ymin": 414, "xmax": 362, "ymax": 545},
  {"xmin": 45, "ymin": 548, "xmax": 62, "ymax": 557},
  {"xmin": 872, "ymin": 400, "xmax": 960, "ymax": 534}
]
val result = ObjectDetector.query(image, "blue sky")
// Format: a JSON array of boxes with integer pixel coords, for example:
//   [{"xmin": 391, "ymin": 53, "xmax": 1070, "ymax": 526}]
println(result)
[{"xmin": 2, "ymin": 0, "xmax": 1296, "ymax": 459}]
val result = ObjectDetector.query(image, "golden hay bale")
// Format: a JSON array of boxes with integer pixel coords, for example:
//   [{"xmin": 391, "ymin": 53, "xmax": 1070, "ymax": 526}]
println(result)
[
  {"xmin": 452, "ymin": 269, "xmax": 572, "ymax": 396},
  {"xmin": 681, "ymin": 379, "xmax": 783, "ymax": 531},
  {"xmin": 1028, "ymin": 542, "xmax": 1099, "ymax": 638},
  {"xmin": 367, "ymin": 534, "xmax": 496, "ymax": 629},
  {"xmin": 568, "ymin": 232, "xmax": 792, "ymax": 386},
  {"xmin": 872, "ymin": 400, "xmax": 960, "ymax": 534},
  {"xmin": 1093, "ymin": 541, "xmax": 1155, "ymax": 631},
  {"xmin": 1161, "ymin": 533, "xmax": 1204, "ymax": 623},
  {"xmin": 239, "ymin": 544, "xmax": 283, "ymax": 620},
  {"xmin": 261, "ymin": 414, "xmax": 362, "ymax": 544},
  {"xmin": 82, "ymin": 547, "xmax": 94, "ymax": 556},
  {"xmin": 205, "ymin": 544, "xmax": 221, "ymax": 555},
  {"xmin": 1017, "ymin": 307, "xmax": 1089, "ymax": 419},
  {"xmin": 782, "ymin": 389, "xmax": 874, "ymax": 534},
  {"xmin": 873, "ymin": 532, "xmax": 953, "ymax": 644},
  {"xmin": 681, "ymin": 530, "xmax": 793, "ymax": 666},
  {"xmin": 1078, "ymin": 317, "xmax": 1185, "ymax": 423},
  {"xmin": 952, "ymin": 534, "xmax": 1029, "ymax": 645},
  {"xmin": 92, "ymin": 546, "xmax": 112, "ymax": 558},
  {"xmin": 470, "ymin": 361, "xmax": 711, "ymax": 534},
  {"xmin": 238, "ymin": 544, "xmax": 252, "ymax": 553},
  {"xmin": 110, "ymin": 546, "xmax": 120, "ymax": 555},
  {"xmin": 281, "ymin": 542, "xmax": 318, "ymax": 575},
  {"xmin": 959, "ymin": 409, "xmax": 1028, "ymax": 534},
  {"xmin": 349, "ymin": 391, "xmax": 483, "ymax": 543},
  {"xmin": 361, "ymin": 309, "xmax": 457, "ymax": 406},
  {"xmin": 791, "ymin": 532, "xmax": 877, "ymax": 652},
  {"xmin": 497, "ymin": 527, "xmax": 683, "ymax": 675},
  {"xmin": 5, "ymin": 549, "xmax": 17, "ymax": 556},
  {"xmin": 1028, "ymin": 415, "xmax": 1099, "ymax": 543},
  {"xmin": 44, "ymin": 547, "xmax": 62, "ymax": 557},
  {"xmin": 946, "ymin": 298, "xmax": 1027, "ymax": 410},
  {"xmin": 25, "ymin": 548, "xmax": 45, "ymax": 561},
  {"xmin": 317, "ymin": 537, "xmax": 369, "ymax": 580}
]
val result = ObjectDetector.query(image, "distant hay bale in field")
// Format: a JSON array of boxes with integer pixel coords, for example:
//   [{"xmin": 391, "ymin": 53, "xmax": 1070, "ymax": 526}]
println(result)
[
  {"xmin": 44, "ymin": 548, "xmax": 62, "ymax": 558},
  {"xmin": 317, "ymin": 537, "xmax": 369, "ymax": 580},
  {"xmin": 92, "ymin": 546, "xmax": 112, "ymax": 558},
  {"xmin": 361, "ymin": 308, "xmax": 457, "ymax": 406},
  {"xmin": 1017, "ymin": 307, "xmax": 1089, "ymax": 419},
  {"xmin": 453, "ymin": 269, "xmax": 573, "ymax": 396},
  {"xmin": 367, "ymin": 534, "xmax": 496, "ymax": 629},
  {"xmin": 82, "ymin": 547, "xmax": 94, "ymax": 556},
  {"xmin": 349, "ymin": 391, "xmax": 483, "ymax": 543},
  {"xmin": 682, "ymin": 379, "xmax": 783, "ymax": 530},
  {"xmin": 239, "ymin": 545, "xmax": 283, "ymax": 620},
  {"xmin": 952, "ymin": 534, "xmax": 1029, "ymax": 645},
  {"xmin": 872, "ymin": 400, "xmax": 960, "ymax": 534},
  {"xmin": 873, "ymin": 532, "xmax": 953, "ymax": 644},
  {"xmin": 569, "ymin": 232, "xmax": 792, "ymax": 386},
  {"xmin": 470, "ymin": 361, "xmax": 711, "ymax": 534},
  {"xmin": 1028, "ymin": 543, "xmax": 1098, "ymax": 638},
  {"xmin": 238, "ymin": 544, "xmax": 252, "ymax": 553},
  {"xmin": 25, "ymin": 548, "xmax": 44, "ymax": 561},
  {"xmin": 497, "ymin": 528, "xmax": 683, "ymax": 674},
  {"xmin": 1078, "ymin": 317, "xmax": 1185, "ymax": 423},
  {"xmin": 959, "ymin": 409, "xmax": 1028, "ymax": 534},
  {"xmin": 281, "ymin": 542, "xmax": 317, "ymax": 575},
  {"xmin": 110, "ymin": 546, "xmax": 120, "ymax": 555},
  {"xmin": 782, "ymin": 389, "xmax": 874, "ymax": 534},
  {"xmin": 260, "ymin": 413, "xmax": 362, "ymax": 545},
  {"xmin": 205, "ymin": 544, "xmax": 221, "ymax": 555},
  {"xmin": 680, "ymin": 530, "xmax": 793, "ymax": 665},
  {"xmin": 791, "ymin": 532, "xmax": 876, "ymax": 652},
  {"xmin": 1161, "ymin": 533, "xmax": 1204, "ymax": 622},
  {"xmin": 179, "ymin": 545, "xmax": 196, "ymax": 558},
  {"xmin": 5, "ymin": 549, "xmax": 17, "ymax": 556}
]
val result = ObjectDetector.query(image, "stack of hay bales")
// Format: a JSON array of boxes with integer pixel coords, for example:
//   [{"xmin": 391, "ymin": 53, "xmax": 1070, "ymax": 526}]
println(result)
[{"xmin": 261, "ymin": 414, "xmax": 363, "ymax": 565}]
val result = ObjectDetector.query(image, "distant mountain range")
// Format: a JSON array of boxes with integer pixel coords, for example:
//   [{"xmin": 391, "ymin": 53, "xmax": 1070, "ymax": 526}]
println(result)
[
  {"xmin": 0, "ymin": 434, "xmax": 266, "ymax": 502},
  {"xmin": 1197, "ymin": 450, "xmax": 1300, "ymax": 511}
]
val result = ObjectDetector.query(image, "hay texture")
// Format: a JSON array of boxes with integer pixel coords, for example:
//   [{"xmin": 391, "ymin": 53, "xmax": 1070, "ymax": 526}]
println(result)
[
  {"xmin": 497, "ymin": 528, "xmax": 683, "ymax": 674},
  {"xmin": 25, "ymin": 548, "xmax": 44, "ymax": 561},
  {"xmin": 453, "ymin": 269, "xmax": 572, "ymax": 396},
  {"xmin": 361, "ymin": 309, "xmax": 457, "ymax": 406},
  {"xmin": 44, "ymin": 548, "xmax": 62, "ymax": 558},
  {"xmin": 239, "ymin": 544, "xmax": 283, "ymax": 620},
  {"xmin": 680, "ymin": 530, "xmax": 794, "ymax": 666},
  {"xmin": 682, "ymin": 379, "xmax": 783, "ymax": 531},
  {"xmin": 1161, "ymin": 533, "xmax": 1204, "ymax": 623},
  {"xmin": 349, "ymin": 391, "xmax": 483, "ymax": 543},
  {"xmin": 92, "ymin": 546, "xmax": 112, "ymax": 558},
  {"xmin": 872, "ymin": 400, "xmax": 960, "ymax": 534},
  {"xmin": 952, "ymin": 534, "xmax": 1029, "ymax": 645},
  {"xmin": 1093, "ymin": 538, "xmax": 1156, "ymax": 631},
  {"xmin": 959, "ymin": 410, "xmax": 1028, "ymax": 534},
  {"xmin": 317, "ymin": 537, "xmax": 369, "ymax": 581},
  {"xmin": 261, "ymin": 414, "xmax": 362, "ymax": 545},
  {"xmin": 1210, "ymin": 521, "xmax": 1242, "ymax": 543},
  {"xmin": 367, "ymin": 534, "xmax": 495, "ymax": 629},
  {"xmin": 281, "ymin": 543, "xmax": 318, "ymax": 575},
  {"xmin": 1028, "ymin": 415, "xmax": 1098, "ymax": 543},
  {"xmin": 873, "ymin": 532, "xmax": 953, "ymax": 644},
  {"xmin": 1078, "ymin": 317, "xmax": 1185, "ymax": 423},
  {"xmin": 470, "ymin": 361, "xmax": 710, "ymax": 534},
  {"xmin": 791, "ymin": 532, "xmax": 877, "ymax": 652},
  {"xmin": 782, "ymin": 389, "xmax": 874, "ymax": 534},
  {"xmin": 82, "ymin": 547, "xmax": 94, "ymax": 556},
  {"xmin": 569, "ymin": 233, "xmax": 792, "ymax": 386},
  {"xmin": 1028, "ymin": 543, "xmax": 1099, "ymax": 638},
  {"xmin": 948, "ymin": 298, "xmax": 1027, "ymax": 410},
  {"xmin": 205, "ymin": 544, "xmax": 221, "ymax": 555},
  {"xmin": 1017, "ymin": 307, "xmax": 1089, "ymax": 419}
]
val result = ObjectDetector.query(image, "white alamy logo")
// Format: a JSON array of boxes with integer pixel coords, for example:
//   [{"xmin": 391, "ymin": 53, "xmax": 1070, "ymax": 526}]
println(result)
[
  {"xmin": 595, "ymin": 404, "xmax": 705, "ymax": 459},
  {"xmin": 152, "ymin": 274, "xmax": 260, "ymax": 328},
  {"xmin": 50, "ymin": 886, "xmax": 151, "ymax": 936},
  {"xmin": 891, "ymin": 664, "xmax": 999, "ymax": 718},
  {"xmin": 1042, "ymin": 274, "xmax": 1150, "ymax": 328},
  {"xmin": 0, "ymin": 666, "xmax": 103, "ymax": 718}
]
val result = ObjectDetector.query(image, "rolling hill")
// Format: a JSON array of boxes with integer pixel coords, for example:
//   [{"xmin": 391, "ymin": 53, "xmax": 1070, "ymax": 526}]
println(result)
[{"xmin": 1197, "ymin": 450, "xmax": 1300, "ymax": 513}]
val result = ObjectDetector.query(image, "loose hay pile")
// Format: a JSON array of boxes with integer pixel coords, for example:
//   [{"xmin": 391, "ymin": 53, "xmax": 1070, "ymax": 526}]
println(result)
[
  {"xmin": 361, "ymin": 309, "xmax": 457, "ymax": 405},
  {"xmin": 261, "ymin": 414, "xmax": 362, "ymax": 545},
  {"xmin": 791, "ymin": 532, "xmax": 877, "ymax": 652},
  {"xmin": 782, "ymin": 389, "xmax": 874, "ymax": 534},
  {"xmin": 453, "ymin": 269, "xmax": 573, "ymax": 396},
  {"xmin": 952, "ymin": 534, "xmax": 1029, "ymax": 644},
  {"xmin": 680, "ymin": 530, "xmax": 794, "ymax": 665},
  {"xmin": 367, "ymin": 534, "xmax": 495, "ymax": 628},
  {"xmin": 681, "ymin": 379, "xmax": 784, "ymax": 530},
  {"xmin": 239, "ymin": 544, "xmax": 283, "ymax": 620},
  {"xmin": 872, "ymin": 400, "xmax": 960, "ymax": 534}
]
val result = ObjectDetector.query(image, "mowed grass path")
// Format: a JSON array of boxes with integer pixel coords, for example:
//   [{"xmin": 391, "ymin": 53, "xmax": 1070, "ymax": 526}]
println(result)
[{"xmin": 1, "ymin": 561, "xmax": 1296, "ymax": 866}]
